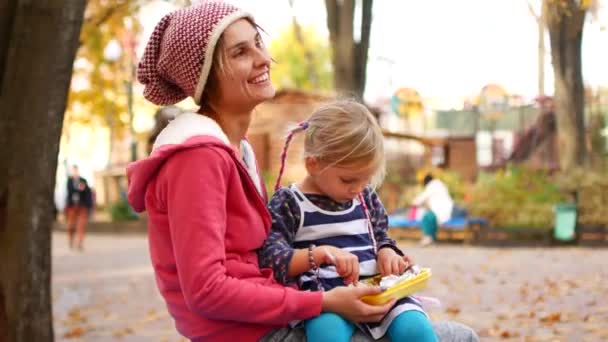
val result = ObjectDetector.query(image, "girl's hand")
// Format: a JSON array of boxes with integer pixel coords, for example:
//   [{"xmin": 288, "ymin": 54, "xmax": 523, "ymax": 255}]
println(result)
[
  {"xmin": 321, "ymin": 286, "xmax": 396, "ymax": 323},
  {"xmin": 377, "ymin": 248, "xmax": 413, "ymax": 276},
  {"xmin": 315, "ymin": 246, "xmax": 360, "ymax": 285}
]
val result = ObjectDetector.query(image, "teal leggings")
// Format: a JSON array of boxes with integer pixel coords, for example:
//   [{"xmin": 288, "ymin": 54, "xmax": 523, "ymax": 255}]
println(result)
[
  {"xmin": 304, "ymin": 311, "xmax": 437, "ymax": 342},
  {"xmin": 421, "ymin": 211, "xmax": 438, "ymax": 240}
]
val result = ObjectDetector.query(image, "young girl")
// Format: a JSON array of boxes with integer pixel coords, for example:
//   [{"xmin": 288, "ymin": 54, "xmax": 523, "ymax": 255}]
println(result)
[{"xmin": 259, "ymin": 100, "xmax": 438, "ymax": 341}]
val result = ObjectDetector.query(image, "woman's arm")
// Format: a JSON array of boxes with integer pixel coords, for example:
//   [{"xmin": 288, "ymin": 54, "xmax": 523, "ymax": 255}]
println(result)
[{"xmin": 412, "ymin": 184, "xmax": 431, "ymax": 206}]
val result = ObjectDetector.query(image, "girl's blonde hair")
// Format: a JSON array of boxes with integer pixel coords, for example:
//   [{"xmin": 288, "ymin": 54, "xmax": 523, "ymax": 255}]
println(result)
[{"xmin": 275, "ymin": 99, "xmax": 386, "ymax": 191}]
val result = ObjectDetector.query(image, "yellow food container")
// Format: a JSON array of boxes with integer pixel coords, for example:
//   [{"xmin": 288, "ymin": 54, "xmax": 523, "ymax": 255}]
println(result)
[{"xmin": 360, "ymin": 268, "xmax": 432, "ymax": 305}]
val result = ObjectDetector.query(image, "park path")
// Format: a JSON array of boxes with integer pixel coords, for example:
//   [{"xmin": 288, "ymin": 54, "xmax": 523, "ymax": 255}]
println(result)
[{"xmin": 52, "ymin": 232, "xmax": 608, "ymax": 341}]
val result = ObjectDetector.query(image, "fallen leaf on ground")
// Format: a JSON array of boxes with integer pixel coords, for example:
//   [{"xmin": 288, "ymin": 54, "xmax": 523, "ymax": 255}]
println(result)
[
  {"xmin": 565, "ymin": 279, "xmax": 579, "ymax": 289},
  {"xmin": 500, "ymin": 330, "xmax": 519, "ymax": 338},
  {"xmin": 445, "ymin": 307, "xmax": 461, "ymax": 315},
  {"xmin": 113, "ymin": 327, "xmax": 135, "ymax": 338},
  {"xmin": 66, "ymin": 307, "xmax": 87, "ymax": 324},
  {"xmin": 540, "ymin": 312, "xmax": 561, "ymax": 324},
  {"xmin": 495, "ymin": 313, "xmax": 509, "ymax": 320},
  {"xmin": 63, "ymin": 326, "xmax": 86, "ymax": 339}
]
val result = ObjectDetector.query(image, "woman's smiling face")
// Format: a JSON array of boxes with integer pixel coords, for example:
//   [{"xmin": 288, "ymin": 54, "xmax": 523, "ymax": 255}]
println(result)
[{"xmin": 208, "ymin": 18, "xmax": 275, "ymax": 112}]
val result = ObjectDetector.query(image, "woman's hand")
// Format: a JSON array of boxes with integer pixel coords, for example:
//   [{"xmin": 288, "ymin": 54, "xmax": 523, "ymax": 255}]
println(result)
[
  {"xmin": 377, "ymin": 248, "xmax": 413, "ymax": 276},
  {"xmin": 321, "ymin": 286, "xmax": 396, "ymax": 323},
  {"xmin": 314, "ymin": 246, "xmax": 360, "ymax": 285}
]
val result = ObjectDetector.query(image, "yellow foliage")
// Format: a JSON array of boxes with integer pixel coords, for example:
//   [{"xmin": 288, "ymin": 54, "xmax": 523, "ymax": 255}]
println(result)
[
  {"xmin": 269, "ymin": 23, "xmax": 333, "ymax": 92},
  {"xmin": 65, "ymin": 0, "xmax": 141, "ymax": 134}
]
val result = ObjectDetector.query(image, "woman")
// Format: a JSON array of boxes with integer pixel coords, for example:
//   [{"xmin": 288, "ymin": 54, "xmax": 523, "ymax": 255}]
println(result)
[
  {"xmin": 128, "ymin": 2, "xmax": 478, "ymax": 341},
  {"xmin": 412, "ymin": 173, "xmax": 466, "ymax": 246}
]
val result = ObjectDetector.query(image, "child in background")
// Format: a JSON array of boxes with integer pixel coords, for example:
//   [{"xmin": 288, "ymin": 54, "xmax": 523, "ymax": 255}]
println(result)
[{"xmin": 259, "ymin": 100, "xmax": 437, "ymax": 341}]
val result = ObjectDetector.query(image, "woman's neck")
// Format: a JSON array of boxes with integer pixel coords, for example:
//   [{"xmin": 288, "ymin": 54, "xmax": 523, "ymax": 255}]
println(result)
[{"xmin": 199, "ymin": 109, "xmax": 252, "ymax": 150}]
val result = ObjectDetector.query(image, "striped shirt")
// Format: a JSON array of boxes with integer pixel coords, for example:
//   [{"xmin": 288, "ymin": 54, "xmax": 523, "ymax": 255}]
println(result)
[
  {"xmin": 259, "ymin": 185, "xmax": 401, "ymax": 287},
  {"xmin": 289, "ymin": 184, "xmax": 378, "ymax": 291}
]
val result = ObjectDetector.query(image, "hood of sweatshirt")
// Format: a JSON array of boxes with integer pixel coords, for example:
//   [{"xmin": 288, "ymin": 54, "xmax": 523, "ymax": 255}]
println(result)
[{"xmin": 126, "ymin": 112, "xmax": 263, "ymax": 212}]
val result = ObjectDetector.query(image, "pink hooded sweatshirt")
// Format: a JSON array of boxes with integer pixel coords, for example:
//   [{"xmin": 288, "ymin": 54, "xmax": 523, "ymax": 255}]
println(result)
[{"xmin": 127, "ymin": 113, "xmax": 322, "ymax": 341}]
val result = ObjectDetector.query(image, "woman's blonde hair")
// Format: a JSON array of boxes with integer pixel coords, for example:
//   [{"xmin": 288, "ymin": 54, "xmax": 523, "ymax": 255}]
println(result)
[{"xmin": 275, "ymin": 99, "xmax": 386, "ymax": 191}]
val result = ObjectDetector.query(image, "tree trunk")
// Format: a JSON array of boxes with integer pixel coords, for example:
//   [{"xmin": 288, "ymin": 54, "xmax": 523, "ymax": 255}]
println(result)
[
  {"xmin": 325, "ymin": 0, "xmax": 373, "ymax": 100},
  {"xmin": 538, "ymin": 4, "xmax": 545, "ymax": 96},
  {"xmin": 545, "ymin": 0, "xmax": 587, "ymax": 171},
  {"xmin": 0, "ymin": 1, "xmax": 86, "ymax": 341},
  {"xmin": 527, "ymin": 0, "xmax": 546, "ymax": 96},
  {"xmin": 288, "ymin": 0, "xmax": 319, "ymax": 88}
]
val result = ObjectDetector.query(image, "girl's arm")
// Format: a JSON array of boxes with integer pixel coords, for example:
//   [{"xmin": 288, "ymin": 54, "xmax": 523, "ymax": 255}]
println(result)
[
  {"xmin": 258, "ymin": 188, "xmax": 302, "ymax": 284},
  {"xmin": 364, "ymin": 187, "xmax": 404, "ymax": 256}
]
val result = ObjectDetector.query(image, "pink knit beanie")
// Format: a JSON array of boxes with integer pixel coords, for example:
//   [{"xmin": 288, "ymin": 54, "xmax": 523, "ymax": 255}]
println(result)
[{"xmin": 137, "ymin": 1, "xmax": 252, "ymax": 106}]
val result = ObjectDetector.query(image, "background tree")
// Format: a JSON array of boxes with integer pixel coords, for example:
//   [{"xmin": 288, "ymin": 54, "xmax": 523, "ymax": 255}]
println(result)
[
  {"xmin": 325, "ymin": 0, "xmax": 373, "ymax": 99},
  {"xmin": 269, "ymin": 23, "xmax": 333, "ymax": 92},
  {"xmin": 65, "ymin": 0, "xmax": 141, "ymax": 161},
  {"xmin": 0, "ymin": 1, "xmax": 86, "ymax": 341},
  {"xmin": 544, "ymin": 0, "xmax": 596, "ymax": 170},
  {"xmin": 527, "ymin": 1, "xmax": 547, "ymax": 96}
]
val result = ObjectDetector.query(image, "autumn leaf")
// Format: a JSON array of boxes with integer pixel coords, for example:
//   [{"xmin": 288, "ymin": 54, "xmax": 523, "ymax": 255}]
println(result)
[
  {"xmin": 482, "ymin": 326, "xmax": 502, "ymax": 337},
  {"xmin": 565, "ymin": 279, "xmax": 579, "ymax": 289},
  {"xmin": 496, "ymin": 313, "xmax": 509, "ymax": 320},
  {"xmin": 540, "ymin": 312, "xmax": 561, "ymax": 324},
  {"xmin": 63, "ymin": 326, "xmax": 86, "ymax": 339},
  {"xmin": 113, "ymin": 327, "xmax": 135, "ymax": 338},
  {"xmin": 500, "ymin": 330, "xmax": 519, "ymax": 338},
  {"xmin": 445, "ymin": 306, "xmax": 461, "ymax": 315},
  {"xmin": 66, "ymin": 307, "xmax": 88, "ymax": 324}
]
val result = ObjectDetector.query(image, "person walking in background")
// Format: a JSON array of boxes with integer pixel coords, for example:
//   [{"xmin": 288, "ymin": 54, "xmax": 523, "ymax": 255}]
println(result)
[{"xmin": 65, "ymin": 165, "xmax": 93, "ymax": 251}]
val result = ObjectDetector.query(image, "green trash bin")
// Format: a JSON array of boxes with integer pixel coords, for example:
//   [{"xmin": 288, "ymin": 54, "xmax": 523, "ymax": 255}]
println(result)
[{"xmin": 554, "ymin": 203, "xmax": 577, "ymax": 241}]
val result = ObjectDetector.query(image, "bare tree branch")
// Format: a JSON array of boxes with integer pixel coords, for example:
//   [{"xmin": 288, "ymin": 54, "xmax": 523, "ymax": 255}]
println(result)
[
  {"xmin": 527, "ymin": 0, "xmax": 540, "ymax": 22},
  {"xmin": 84, "ymin": 1, "xmax": 129, "ymax": 27},
  {"xmin": 0, "ymin": 0, "xmax": 17, "ymax": 93},
  {"xmin": 288, "ymin": 0, "xmax": 319, "ymax": 87}
]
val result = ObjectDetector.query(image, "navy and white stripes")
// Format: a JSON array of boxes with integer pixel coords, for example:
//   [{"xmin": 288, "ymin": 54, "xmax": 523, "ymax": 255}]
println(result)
[{"xmin": 289, "ymin": 185, "xmax": 378, "ymax": 291}]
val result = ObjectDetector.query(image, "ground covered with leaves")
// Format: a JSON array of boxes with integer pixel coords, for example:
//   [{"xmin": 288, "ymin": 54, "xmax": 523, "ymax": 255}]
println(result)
[
  {"xmin": 410, "ymin": 242, "xmax": 607, "ymax": 341},
  {"xmin": 52, "ymin": 233, "xmax": 607, "ymax": 341}
]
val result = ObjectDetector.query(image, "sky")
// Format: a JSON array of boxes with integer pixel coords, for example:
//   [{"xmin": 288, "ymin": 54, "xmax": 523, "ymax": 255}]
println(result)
[
  {"xmin": 56, "ymin": 0, "xmax": 607, "ymax": 195},
  {"xmin": 225, "ymin": 0, "xmax": 608, "ymax": 109},
  {"xmin": 139, "ymin": 0, "xmax": 608, "ymax": 109}
]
